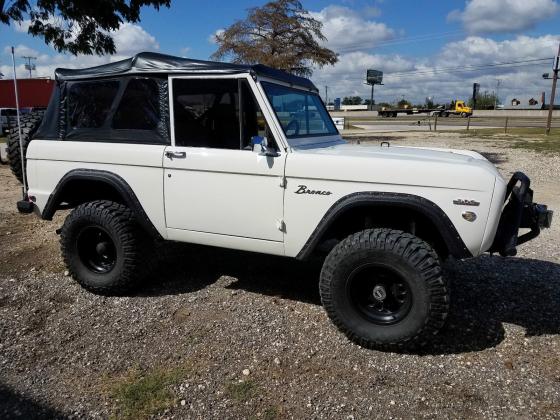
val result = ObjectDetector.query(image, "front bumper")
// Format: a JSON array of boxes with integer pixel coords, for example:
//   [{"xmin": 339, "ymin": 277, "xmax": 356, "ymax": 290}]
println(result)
[{"xmin": 490, "ymin": 172, "xmax": 553, "ymax": 257}]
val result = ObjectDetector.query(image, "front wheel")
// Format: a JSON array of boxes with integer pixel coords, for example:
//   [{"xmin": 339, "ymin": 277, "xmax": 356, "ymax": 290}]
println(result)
[
  {"xmin": 60, "ymin": 200, "xmax": 151, "ymax": 295},
  {"xmin": 319, "ymin": 229, "xmax": 449, "ymax": 350}
]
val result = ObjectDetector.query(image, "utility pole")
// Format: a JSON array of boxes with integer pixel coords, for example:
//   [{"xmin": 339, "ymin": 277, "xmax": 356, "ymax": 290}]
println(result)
[
  {"xmin": 546, "ymin": 43, "xmax": 560, "ymax": 135},
  {"xmin": 325, "ymin": 85, "xmax": 328, "ymax": 105},
  {"xmin": 22, "ymin": 55, "xmax": 37, "ymax": 78},
  {"xmin": 495, "ymin": 79, "xmax": 502, "ymax": 109}
]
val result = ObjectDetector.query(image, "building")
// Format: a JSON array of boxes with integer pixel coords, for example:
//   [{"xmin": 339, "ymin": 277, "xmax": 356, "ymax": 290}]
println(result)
[
  {"xmin": 504, "ymin": 93, "xmax": 545, "ymax": 110},
  {"xmin": 0, "ymin": 78, "xmax": 55, "ymax": 109}
]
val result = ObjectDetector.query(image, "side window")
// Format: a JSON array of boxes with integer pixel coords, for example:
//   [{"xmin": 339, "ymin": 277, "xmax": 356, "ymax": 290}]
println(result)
[
  {"xmin": 67, "ymin": 80, "xmax": 120, "ymax": 129},
  {"xmin": 173, "ymin": 78, "xmax": 274, "ymax": 150},
  {"xmin": 113, "ymin": 78, "xmax": 160, "ymax": 130}
]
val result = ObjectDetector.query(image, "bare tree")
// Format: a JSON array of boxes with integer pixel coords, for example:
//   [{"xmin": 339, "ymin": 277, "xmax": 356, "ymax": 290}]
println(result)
[{"xmin": 212, "ymin": 0, "xmax": 337, "ymax": 77}]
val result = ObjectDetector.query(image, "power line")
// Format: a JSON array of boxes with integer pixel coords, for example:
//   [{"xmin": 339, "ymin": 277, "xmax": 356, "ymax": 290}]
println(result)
[
  {"xmin": 313, "ymin": 57, "xmax": 554, "ymax": 84},
  {"xmin": 332, "ymin": 30, "xmax": 466, "ymax": 54}
]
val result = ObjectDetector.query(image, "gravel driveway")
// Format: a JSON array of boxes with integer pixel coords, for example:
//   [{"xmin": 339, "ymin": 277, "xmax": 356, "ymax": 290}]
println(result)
[{"xmin": 1, "ymin": 133, "xmax": 559, "ymax": 419}]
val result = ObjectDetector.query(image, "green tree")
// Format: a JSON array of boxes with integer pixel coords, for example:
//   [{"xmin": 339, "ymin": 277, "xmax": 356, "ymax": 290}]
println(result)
[
  {"xmin": 397, "ymin": 99, "xmax": 412, "ymax": 108},
  {"xmin": 0, "ymin": 0, "xmax": 170, "ymax": 55},
  {"xmin": 212, "ymin": 0, "xmax": 338, "ymax": 77},
  {"xmin": 468, "ymin": 91, "xmax": 499, "ymax": 110},
  {"xmin": 342, "ymin": 96, "xmax": 363, "ymax": 105}
]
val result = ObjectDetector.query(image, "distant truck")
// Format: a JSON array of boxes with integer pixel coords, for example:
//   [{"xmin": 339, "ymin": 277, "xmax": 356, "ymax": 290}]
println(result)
[
  {"xmin": 436, "ymin": 100, "xmax": 473, "ymax": 118},
  {"xmin": 378, "ymin": 100, "xmax": 472, "ymax": 118}
]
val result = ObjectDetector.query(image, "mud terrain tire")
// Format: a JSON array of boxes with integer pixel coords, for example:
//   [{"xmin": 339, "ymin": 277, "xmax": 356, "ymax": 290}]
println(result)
[
  {"xmin": 60, "ymin": 200, "xmax": 151, "ymax": 295},
  {"xmin": 7, "ymin": 110, "xmax": 44, "ymax": 183},
  {"xmin": 319, "ymin": 228, "xmax": 449, "ymax": 350}
]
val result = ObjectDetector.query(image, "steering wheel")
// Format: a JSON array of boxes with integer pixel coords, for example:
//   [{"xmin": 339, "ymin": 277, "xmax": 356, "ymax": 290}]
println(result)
[{"xmin": 285, "ymin": 119, "xmax": 300, "ymax": 136}]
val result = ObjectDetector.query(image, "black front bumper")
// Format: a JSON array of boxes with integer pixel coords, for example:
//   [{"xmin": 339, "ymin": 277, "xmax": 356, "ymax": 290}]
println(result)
[{"xmin": 490, "ymin": 172, "xmax": 553, "ymax": 257}]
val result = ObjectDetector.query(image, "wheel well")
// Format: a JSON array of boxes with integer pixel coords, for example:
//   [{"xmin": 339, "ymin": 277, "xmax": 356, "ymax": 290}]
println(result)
[
  {"xmin": 42, "ymin": 170, "xmax": 162, "ymax": 240},
  {"xmin": 53, "ymin": 179, "xmax": 126, "ymax": 209},
  {"xmin": 313, "ymin": 204, "xmax": 450, "ymax": 259}
]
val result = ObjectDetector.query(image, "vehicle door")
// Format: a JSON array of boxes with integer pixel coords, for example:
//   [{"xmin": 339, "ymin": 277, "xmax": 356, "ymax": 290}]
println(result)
[{"xmin": 163, "ymin": 75, "xmax": 286, "ymax": 242}]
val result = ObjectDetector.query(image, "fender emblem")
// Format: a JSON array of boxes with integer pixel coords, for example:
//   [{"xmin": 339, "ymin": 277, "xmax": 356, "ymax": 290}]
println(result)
[
  {"xmin": 295, "ymin": 185, "xmax": 332, "ymax": 196},
  {"xmin": 453, "ymin": 199, "xmax": 480, "ymax": 206}
]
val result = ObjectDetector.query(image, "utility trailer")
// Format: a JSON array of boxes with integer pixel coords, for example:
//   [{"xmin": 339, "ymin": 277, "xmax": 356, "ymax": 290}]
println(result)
[{"xmin": 378, "ymin": 106, "xmax": 442, "ymax": 118}]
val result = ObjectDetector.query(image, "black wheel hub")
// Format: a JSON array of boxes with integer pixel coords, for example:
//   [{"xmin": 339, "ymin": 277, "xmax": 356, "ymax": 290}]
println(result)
[
  {"xmin": 347, "ymin": 264, "xmax": 412, "ymax": 325},
  {"xmin": 77, "ymin": 226, "xmax": 117, "ymax": 274}
]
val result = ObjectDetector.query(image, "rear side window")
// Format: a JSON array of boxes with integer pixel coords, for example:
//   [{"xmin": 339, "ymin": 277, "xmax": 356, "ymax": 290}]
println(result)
[
  {"xmin": 67, "ymin": 80, "xmax": 119, "ymax": 129},
  {"xmin": 113, "ymin": 78, "xmax": 160, "ymax": 130}
]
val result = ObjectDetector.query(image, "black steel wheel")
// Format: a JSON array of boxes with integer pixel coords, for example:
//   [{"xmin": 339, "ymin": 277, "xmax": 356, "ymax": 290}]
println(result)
[
  {"xmin": 76, "ymin": 226, "xmax": 117, "ymax": 274},
  {"xmin": 347, "ymin": 263, "xmax": 412, "ymax": 325},
  {"xmin": 320, "ymin": 229, "xmax": 449, "ymax": 350}
]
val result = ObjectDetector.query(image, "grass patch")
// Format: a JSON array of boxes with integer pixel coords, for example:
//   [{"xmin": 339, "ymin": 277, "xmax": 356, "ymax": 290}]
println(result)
[
  {"xmin": 455, "ymin": 127, "xmax": 560, "ymax": 154},
  {"xmin": 0, "ymin": 137, "xmax": 6, "ymax": 143},
  {"xmin": 226, "ymin": 380, "xmax": 258, "ymax": 402},
  {"xmin": 108, "ymin": 366, "xmax": 186, "ymax": 420}
]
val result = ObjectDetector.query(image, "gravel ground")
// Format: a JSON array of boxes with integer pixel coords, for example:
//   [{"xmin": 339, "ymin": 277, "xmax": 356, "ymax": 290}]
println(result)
[{"xmin": 1, "ymin": 132, "xmax": 559, "ymax": 419}]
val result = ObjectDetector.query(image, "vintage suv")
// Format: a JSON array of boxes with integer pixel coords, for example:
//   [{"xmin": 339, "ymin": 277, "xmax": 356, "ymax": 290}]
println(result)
[{"xmin": 9, "ymin": 52, "xmax": 553, "ymax": 350}]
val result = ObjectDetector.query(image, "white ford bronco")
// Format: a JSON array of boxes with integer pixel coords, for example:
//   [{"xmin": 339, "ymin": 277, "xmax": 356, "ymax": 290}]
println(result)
[{"xmin": 9, "ymin": 52, "xmax": 553, "ymax": 350}]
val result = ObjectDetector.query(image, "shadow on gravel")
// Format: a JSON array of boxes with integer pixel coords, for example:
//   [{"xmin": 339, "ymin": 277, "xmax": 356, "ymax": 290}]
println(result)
[
  {"xmin": 140, "ymin": 245, "xmax": 322, "ymax": 305},
  {"xmin": 0, "ymin": 382, "xmax": 66, "ymax": 419},
  {"xmin": 477, "ymin": 151, "xmax": 508, "ymax": 165},
  {"xmin": 140, "ymin": 246, "xmax": 559, "ymax": 355}
]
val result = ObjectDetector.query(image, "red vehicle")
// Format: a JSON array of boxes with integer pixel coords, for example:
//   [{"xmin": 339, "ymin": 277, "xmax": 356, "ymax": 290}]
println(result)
[{"xmin": 0, "ymin": 79, "xmax": 54, "ymax": 133}]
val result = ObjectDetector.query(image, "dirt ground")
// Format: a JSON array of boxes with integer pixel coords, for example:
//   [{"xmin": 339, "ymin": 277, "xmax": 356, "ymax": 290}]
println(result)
[{"xmin": 1, "ymin": 132, "xmax": 559, "ymax": 419}]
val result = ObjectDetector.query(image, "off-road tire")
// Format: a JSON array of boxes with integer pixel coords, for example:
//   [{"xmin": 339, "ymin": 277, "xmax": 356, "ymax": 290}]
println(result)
[
  {"xmin": 60, "ymin": 200, "xmax": 151, "ymax": 295},
  {"xmin": 7, "ymin": 110, "xmax": 44, "ymax": 184},
  {"xmin": 319, "ymin": 228, "xmax": 449, "ymax": 351}
]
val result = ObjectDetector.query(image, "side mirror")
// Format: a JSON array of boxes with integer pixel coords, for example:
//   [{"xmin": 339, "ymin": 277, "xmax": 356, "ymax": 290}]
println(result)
[{"xmin": 251, "ymin": 136, "xmax": 280, "ymax": 157}]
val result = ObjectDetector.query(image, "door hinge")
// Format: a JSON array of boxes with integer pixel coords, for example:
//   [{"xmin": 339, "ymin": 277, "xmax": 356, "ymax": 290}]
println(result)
[
  {"xmin": 276, "ymin": 219, "xmax": 286, "ymax": 232},
  {"xmin": 279, "ymin": 176, "xmax": 287, "ymax": 188}
]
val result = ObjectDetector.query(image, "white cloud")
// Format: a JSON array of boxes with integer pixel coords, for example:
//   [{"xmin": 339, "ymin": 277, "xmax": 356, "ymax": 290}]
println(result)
[
  {"xmin": 310, "ymin": 6, "xmax": 396, "ymax": 52},
  {"xmin": 208, "ymin": 29, "xmax": 225, "ymax": 44},
  {"xmin": 112, "ymin": 23, "xmax": 159, "ymax": 54},
  {"xmin": 436, "ymin": 35, "xmax": 560, "ymax": 65},
  {"xmin": 1, "ymin": 23, "xmax": 159, "ymax": 79},
  {"xmin": 311, "ymin": 34, "xmax": 560, "ymax": 104},
  {"xmin": 448, "ymin": 0, "xmax": 559, "ymax": 34}
]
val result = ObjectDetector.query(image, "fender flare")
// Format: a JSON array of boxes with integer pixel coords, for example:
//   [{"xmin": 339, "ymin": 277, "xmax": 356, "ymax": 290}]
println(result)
[
  {"xmin": 295, "ymin": 191, "xmax": 472, "ymax": 260},
  {"xmin": 42, "ymin": 169, "xmax": 163, "ymax": 240}
]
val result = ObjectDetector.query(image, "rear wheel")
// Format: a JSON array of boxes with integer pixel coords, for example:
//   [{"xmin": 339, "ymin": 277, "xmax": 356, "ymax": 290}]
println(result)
[
  {"xmin": 60, "ymin": 200, "xmax": 151, "ymax": 295},
  {"xmin": 7, "ymin": 110, "xmax": 44, "ymax": 183},
  {"xmin": 319, "ymin": 228, "xmax": 449, "ymax": 350}
]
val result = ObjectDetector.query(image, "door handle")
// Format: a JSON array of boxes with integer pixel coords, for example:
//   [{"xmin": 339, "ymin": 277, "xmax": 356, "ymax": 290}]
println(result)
[{"xmin": 165, "ymin": 151, "xmax": 186, "ymax": 159}]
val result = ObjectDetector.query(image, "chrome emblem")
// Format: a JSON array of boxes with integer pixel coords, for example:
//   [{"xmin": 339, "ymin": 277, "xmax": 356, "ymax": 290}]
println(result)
[{"xmin": 453, "ymin": 199, "xmax": 480, "ymax": 207}]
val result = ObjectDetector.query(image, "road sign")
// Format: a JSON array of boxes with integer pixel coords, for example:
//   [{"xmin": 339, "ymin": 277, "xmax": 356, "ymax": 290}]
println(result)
[{"xmin": 366, "ymin": 70, "xmax": 383, "ymax": 85}]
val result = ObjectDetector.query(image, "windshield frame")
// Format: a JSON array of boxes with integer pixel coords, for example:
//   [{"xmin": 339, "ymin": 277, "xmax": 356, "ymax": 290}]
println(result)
[{"xmin": 260, "ymin": 81, "xmax": 341, "ymax": 147}]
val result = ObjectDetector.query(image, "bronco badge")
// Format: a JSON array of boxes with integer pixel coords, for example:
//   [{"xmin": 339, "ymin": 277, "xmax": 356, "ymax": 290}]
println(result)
[
  {"xmin": 295, "ymin": 185, "xmax": 332, "ymax": 196},
  {"xmin": 453, "ymin": 199, "xmax": 480, "ymax": 206}
]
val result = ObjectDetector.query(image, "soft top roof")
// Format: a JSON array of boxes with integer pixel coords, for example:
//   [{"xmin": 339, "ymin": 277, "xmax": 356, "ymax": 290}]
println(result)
[{"xmin": 55, "ymin": 51, "xmax": 318, "ymax": 91}]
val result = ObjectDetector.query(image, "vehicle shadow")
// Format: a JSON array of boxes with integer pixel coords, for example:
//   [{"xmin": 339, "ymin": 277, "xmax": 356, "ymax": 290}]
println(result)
[
  {"xmin": 477, "ymin": 151, "xmax": 508, "ymax": 165},
  {"xmin": 0, "ymin": 382, "xmax": 67, "ymax": 419},
  {"xmin": 141, "ymin": 245, "xmax": 560, "ymax": 355}
]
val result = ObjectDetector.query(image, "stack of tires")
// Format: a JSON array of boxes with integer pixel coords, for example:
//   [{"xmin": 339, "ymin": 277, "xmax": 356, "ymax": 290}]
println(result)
[{"xmin": 5, "ymin": 111, "xmax": 44, "ymax": 183}]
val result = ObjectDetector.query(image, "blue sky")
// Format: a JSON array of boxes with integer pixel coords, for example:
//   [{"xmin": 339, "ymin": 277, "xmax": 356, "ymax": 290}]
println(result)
[{"xmin": 1, "ymin": 0, "xmax": 559, "ymax": 103}]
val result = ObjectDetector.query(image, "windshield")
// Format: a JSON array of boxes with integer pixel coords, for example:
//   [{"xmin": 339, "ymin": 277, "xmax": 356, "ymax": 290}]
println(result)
[{"xmin": 261, "ymin": 82, "xmax": 338, "ymax": 143}]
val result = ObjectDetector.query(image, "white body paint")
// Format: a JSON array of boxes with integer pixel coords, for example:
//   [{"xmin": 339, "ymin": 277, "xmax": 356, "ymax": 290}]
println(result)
[{"xmin": 25, "ymin": 74, "xmax": 507, "ymax": 258}]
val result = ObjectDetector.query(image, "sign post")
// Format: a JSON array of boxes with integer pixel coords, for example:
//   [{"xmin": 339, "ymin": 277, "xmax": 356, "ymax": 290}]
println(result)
[
  {"xmin": 366, "ymin": 70, "xmax": 383, "ymax": 111},
  {"xmin": 472, "ymin": 83, "xmax": 480, "ymax": 111}
]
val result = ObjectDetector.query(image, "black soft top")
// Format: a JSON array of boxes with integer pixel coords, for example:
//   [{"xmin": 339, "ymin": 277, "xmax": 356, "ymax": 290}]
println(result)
[{"xmin": 55, "ymin": 51, "xmax": 318, "ymax": 91}]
